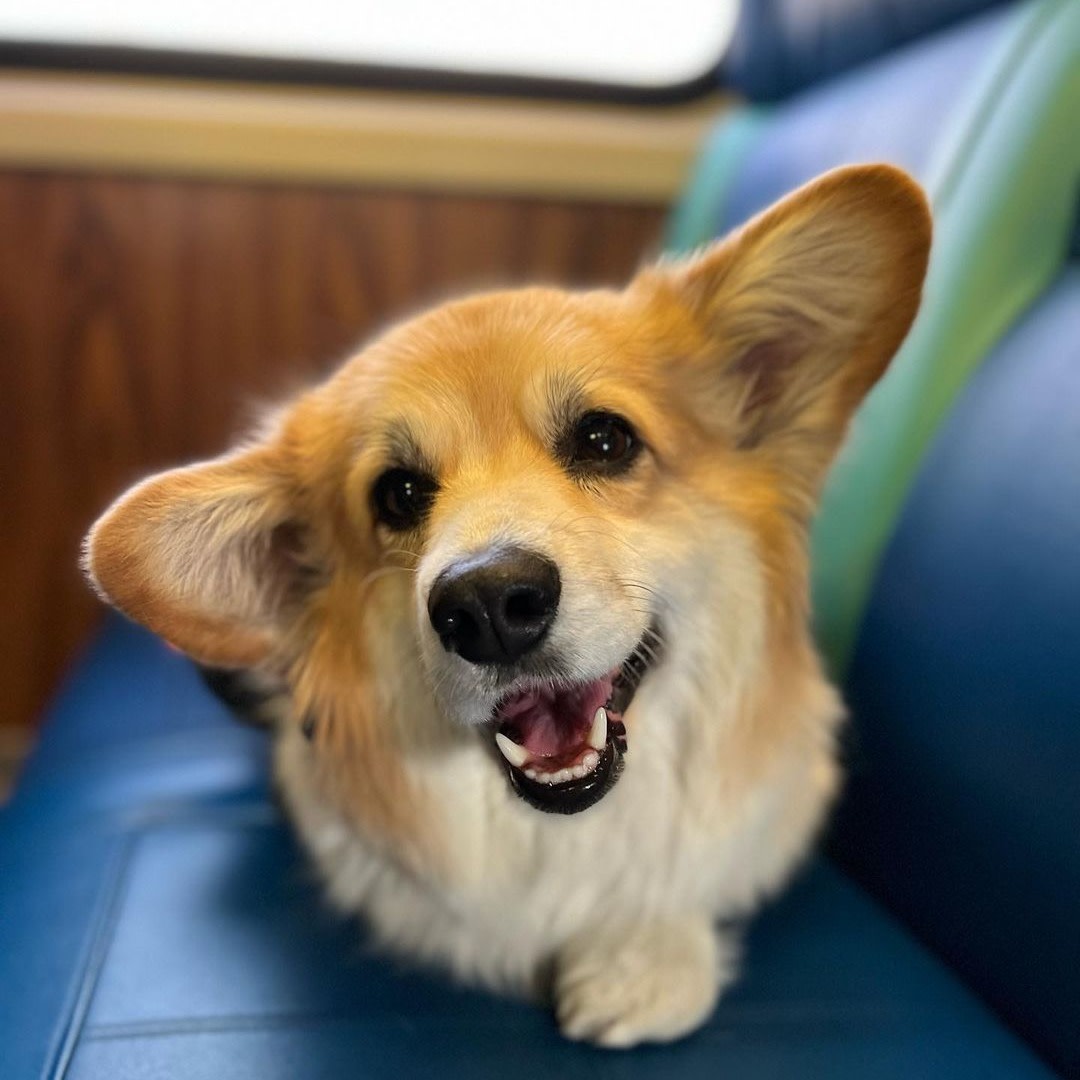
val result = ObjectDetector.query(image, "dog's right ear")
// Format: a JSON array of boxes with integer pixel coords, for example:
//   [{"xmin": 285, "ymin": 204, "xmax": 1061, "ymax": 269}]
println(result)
[
  {"xmin": 83, "ymin": 445, "xmax": 306, "ymax": 668},
  {"xmin": 637, "ymin": 164, "xmax": 931, "ymax": 494}
]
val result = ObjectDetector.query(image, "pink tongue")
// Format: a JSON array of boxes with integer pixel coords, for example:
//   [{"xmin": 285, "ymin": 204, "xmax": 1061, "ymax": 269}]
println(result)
[{"xmin": 497, "ymin": 679, "xmax": 611, "ymax": 758}]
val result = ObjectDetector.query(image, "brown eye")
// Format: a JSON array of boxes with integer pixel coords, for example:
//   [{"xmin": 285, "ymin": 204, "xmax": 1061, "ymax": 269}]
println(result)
[
  {"xmin": 372, "ymin": 468, "xmax": 438, "ymax": 531},
  {"xmin": 566, "ymin": 411, "xmax": 640, "ymax": 474}
]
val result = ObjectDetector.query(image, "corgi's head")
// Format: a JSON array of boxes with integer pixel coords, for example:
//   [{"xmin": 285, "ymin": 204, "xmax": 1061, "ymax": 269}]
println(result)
[{"xmin": 84, "ymin": 165, "xmax": 930, "ymax": 826}]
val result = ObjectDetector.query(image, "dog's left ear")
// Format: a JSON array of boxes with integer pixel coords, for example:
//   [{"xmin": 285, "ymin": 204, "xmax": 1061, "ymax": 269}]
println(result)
[{"xmin": 644, "ymin": 164, "xmax": 931, "ymax": 489}]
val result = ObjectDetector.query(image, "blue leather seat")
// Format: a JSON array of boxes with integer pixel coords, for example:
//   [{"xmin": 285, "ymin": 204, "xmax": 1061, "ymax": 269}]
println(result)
[
  {"xmin": 720, "ymin": 0, "xmax": 1015, "ymax": 101},
  {"xmin": 3, "ymin": 2, "xmax": 1077, "ymax": 1077},
  {"xmin": 0, "ymin": 621, "xmax": 1054, "ymax": 1080},
  {"xmin": 833, "ymin": 268, "xmax": 1080, "ymax": 1077}
]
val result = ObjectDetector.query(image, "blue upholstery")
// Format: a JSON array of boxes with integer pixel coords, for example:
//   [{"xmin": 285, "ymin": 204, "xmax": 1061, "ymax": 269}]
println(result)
[
  {"xmin": 28, "ymin": 614, "xmax": 242, "ymax": 763},
  {"xmin": 716, "ymin": 6, "xmax": 1011, "ymax": 232},
  {"xmin": 722, "ymin": 0, "xmax": 1013, "ymax": 102},
  {"xmin": 0, "ymin": 631, "xmax": 1053, "ymax": 1078},
  {"xmin": 833, "ymin": 270, "xmax": 1080, "ymax": 1077},
  {"xmin": 13, "ymin": 617, "xmax": 268, "ymax": 825}
]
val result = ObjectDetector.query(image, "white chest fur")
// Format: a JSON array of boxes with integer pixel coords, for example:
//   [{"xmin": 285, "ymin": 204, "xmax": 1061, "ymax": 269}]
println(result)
[{"xmin": 275, "ymin": 662, "xmax": 840, "ymax": 997}]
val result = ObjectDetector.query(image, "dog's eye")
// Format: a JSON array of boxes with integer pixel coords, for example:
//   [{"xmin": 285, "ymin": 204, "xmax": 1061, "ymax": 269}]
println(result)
[
  {"xmin": 372, "ymin": 468, "xmax": 438, "ymax": 530},
  {"xmin": 567, "ymin": 412, "xmax": 640, "ymax": 473}
]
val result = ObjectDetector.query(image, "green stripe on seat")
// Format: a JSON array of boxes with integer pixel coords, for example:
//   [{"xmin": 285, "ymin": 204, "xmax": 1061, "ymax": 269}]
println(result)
[
  {"xmin": 812, "ymin": 0, "xmax": 1080, "ymax": 676},
  {"xmin": 665, "ymin": 110, "xmax": 768, "ymax": 255}
]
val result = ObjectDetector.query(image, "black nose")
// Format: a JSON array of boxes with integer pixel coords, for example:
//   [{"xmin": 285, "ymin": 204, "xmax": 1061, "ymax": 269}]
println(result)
[{"xmin": 428, "ymin": 547, "xmax": 561, "ymax": 666}]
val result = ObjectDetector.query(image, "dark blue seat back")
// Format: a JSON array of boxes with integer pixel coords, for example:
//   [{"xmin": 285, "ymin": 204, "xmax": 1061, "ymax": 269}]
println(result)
[
  {"xmin": 722, "ymin": 0, "xmax": 1013, "ymax": 102},
  {"xmin": 716, "ymin": 6, "xmax": 1011, "ymax": 228},
  {"xmin": 835, "ymin": 269, "xmax": 1080, "ymax": 1076}
]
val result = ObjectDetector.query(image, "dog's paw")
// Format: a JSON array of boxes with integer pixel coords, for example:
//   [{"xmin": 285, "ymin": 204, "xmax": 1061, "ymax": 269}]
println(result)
[{"xmin": 554, "ymin": 918, "xmax": 734, "ymax": 1049}]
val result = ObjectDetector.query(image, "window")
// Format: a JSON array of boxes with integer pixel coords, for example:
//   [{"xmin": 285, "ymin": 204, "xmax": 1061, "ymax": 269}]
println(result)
[{"xmin": 0, "ymin": 1, "xmax": 740, "ymax": 99}]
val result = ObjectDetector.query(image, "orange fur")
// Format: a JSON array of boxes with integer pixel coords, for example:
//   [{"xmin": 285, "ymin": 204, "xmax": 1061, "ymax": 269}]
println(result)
[{"xmin": 83, "ymin": 165, "xmax": 931, "ymax": 1046}]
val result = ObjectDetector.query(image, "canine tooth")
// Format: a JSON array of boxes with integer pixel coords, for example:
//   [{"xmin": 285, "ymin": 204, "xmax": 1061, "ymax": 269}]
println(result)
[
  {"xmin": 587, "ymin": 707, "xmax": 608, "ymax": 751},
  {"xmin": 582, "ymin": 750, "xmax": 599, "ymax": 773},
  {"xmin": 495, "ymin": 732, "xmax": 529, "ymax": 769}
]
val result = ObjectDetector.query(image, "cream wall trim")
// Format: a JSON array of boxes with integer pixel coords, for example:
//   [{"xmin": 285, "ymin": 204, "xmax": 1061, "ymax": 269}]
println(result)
[{"xmin": 0, "ymin": 71, "xmax": 727, "ymax": 202}]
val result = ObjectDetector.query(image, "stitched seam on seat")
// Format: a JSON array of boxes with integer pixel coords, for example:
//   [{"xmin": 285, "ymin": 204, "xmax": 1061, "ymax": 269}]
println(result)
[
  {"xmin": 79, "ymin": 1000, "xmax": 935, "ymax": 1043},
  {"xmin": 120, "ymin": 797, "xmax": 279, "ymax": 832},
  {"xmin": 40, "ymin": 833, "xmax": 137, "ymax": 1080},
  {"xmin": 83, "ymin": 1011, "xmax": 390, "ymax": 1040}
]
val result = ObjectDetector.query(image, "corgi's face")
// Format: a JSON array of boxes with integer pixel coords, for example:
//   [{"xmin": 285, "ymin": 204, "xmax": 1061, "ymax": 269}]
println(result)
[
  {"xmin": 361, "ymin": 292, "xmax": 672, "ymax": 812},
  {"xmin": 84, "ymin": 165, "xmax": 931, "ymax": 824}
]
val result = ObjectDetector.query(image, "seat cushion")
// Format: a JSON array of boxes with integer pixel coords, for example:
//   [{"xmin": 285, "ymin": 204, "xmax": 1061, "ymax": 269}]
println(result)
[
  {"xmin": 25, "ymin": 612, "xmax": 252, "ymax": 769},
  {"xmin": 2, "ymin": 623, "xmax": 1055, "ymax": 1079},
  {"xmin": 13, "ymin": 613, "xmax": 269, "ymax": 824}
]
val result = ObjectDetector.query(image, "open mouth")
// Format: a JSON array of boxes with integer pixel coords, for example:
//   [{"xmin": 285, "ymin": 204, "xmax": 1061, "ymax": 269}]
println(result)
[{"xmin": 492, "ymin": 627, "xmax": 660, "ymax": 814}]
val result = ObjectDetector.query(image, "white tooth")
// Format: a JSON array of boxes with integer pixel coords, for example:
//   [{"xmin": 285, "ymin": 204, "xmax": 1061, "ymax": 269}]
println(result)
[
  {"xmin": 587, "ymin": 707, "xmax": 608, "ymax": 752},
  {"xmin": 525, "ymin": 769, "xmax": 539, "ymax": 781},
  {"xmin": 582, "ymin": 750, "xmax": 599, "ymax": 773},
  {"xmin": 495, "ymin": 732, "xmax": 529, "ymax": 769},
  {"xmin": 545, "ymin": 772, "xmax": 560, "ymax": 786},
  {"xmin": 570, "ymin": 765, "xmax": 585, "ymax": 780}
]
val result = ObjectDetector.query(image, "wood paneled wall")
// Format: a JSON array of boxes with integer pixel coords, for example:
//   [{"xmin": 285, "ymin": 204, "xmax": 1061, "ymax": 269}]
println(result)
[{"xmin": 0, "ymin": 170, "xmax": 665, "ymax": 732}]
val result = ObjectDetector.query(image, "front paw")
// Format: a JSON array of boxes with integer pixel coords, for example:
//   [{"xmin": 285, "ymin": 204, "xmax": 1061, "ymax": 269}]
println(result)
[{"xmin": 554, "ymin": 918, "xmax": 735, "ymax": 1049}]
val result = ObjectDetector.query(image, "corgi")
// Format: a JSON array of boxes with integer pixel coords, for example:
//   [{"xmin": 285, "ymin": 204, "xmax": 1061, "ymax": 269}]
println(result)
[{"xmin": 83, "ymin": 164, "xmax": 931, "ymax": 1048}]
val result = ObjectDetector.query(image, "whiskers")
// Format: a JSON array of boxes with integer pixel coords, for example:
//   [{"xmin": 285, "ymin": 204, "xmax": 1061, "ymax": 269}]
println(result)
[
  {"xmin": 556, "ymin": 513, "xmax": 647, "ymax": 558},
  {"xmin": 356, "ymin": 548, "xmax": 420, "ymax": 600},
  {"xmin": 383, "ymin": 547, "xmax": 423, "ymax": 568}
]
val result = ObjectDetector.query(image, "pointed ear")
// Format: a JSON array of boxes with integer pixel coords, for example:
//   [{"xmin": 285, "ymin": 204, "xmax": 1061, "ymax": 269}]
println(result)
[
  {"xmin": 83, "ymin": 445, "xmax": 307, "ymax": 667},
  {"xmin": 648, "ymin": 164, "xmax": 931, "ymax": 488}
]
